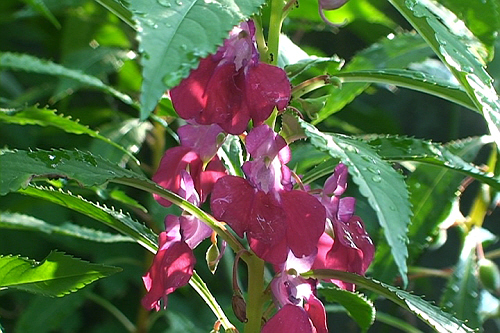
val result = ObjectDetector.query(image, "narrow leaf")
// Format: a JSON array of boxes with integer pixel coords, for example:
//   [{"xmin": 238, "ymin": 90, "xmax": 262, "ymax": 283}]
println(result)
[
  {"xmin": 371, "ymin": 136, "xmax": 491, "ymax": 283},
  {"xmin": 126, "ymin": 0, "xmax": 267, "ymax": 119},
  {"xmin": 304, "ymin": 270, "xmax": 475, "ymax": 333},
  {"xmin": 0, "ymin": 52, "xmax": 135, "ymax": 106},
  {"xmin": 0, "ymin": 106, "xmax": 139, "ymax": 164},
  {"xmin": 300, "ymin": 120, "xmax": 411, "ymax": 285},
  {"xmin": 23, "ymin": 0, "xmax": 61, "ymax": 29},
  {"xmin": 0, "ymin": 251, "xmax": 121, "ymax": 297},
  {"xmin": 17, "ymin": 185, "xmax": 157, "ymax": 253},
  {"xmin": 333, "ymin": 69, "xmax": 476, "ymax": 112},
  {"xmin": 0, "ymin": 211, "xmax": 135, "ymax": 243},
  {"xmin": 319, "ymin": 284, "xmax": 375, "ymax": 332},
  {"xmin": 314, "ymin": 33, "xmax": 434, "ymax": 124},
  {"xmin": 366, "ymin": 135, "xmax": 500, "ymax": 190},
  {"xmin": 389, "ymin": 0, "xmax": 500, "ymax": 150}
]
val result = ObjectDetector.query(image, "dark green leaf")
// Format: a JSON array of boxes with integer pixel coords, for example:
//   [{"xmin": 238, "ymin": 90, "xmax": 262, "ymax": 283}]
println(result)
[
  {"xmin": 389, "ymin": 0, "xmax": 500, "ymax": 151},
  {"xmin": 126, "ymin": 0, "xmax": 267, "ymax": 119},
  {"xmin": 304, "ymin": 270, "xmax": 475, "ymax": 333},
  {"xmin": 0, "ymin": 106, "xmax": 139, "ymax": 164},
  {"xmin": 17, "ymin": 185, "xmax": 157, "ymax": 252},
  {"xmin": 0, "ymin": 211, "xmax": 135, "ymax": 243},
  {"xmin": 0, "ymin": 52, "xmax": 135, "ymax": 106},
  {"xmin": 314, "ymin": 33, "xmax": 434, "ymax": 124},
  {"xmin": 333, "ymin": 69, "xmax": 476, "ymax": 112},
  {"xmin": 300, "ymin": 120, "xmax": 411, "ymax": 285},
  {"xmin": 22, "ymin": 0, "xmax": 61, "ymax": 29},
  {"xmin": 371, "ymin": 136, "xmax": 491, "ymax": 283},
  {"xmin": 0, "ymin": 251, "xmax": 121, "ymax": 297},
  {"xmin": 319, "ymin": 284, "xmax": 375, "ymax": 332}
]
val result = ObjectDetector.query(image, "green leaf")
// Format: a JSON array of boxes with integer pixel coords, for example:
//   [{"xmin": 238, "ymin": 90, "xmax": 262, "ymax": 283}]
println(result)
[
  {"xmin": 15, "ymin": 293, "xmax": 86, "ymax": 333},
  {"xmin": 95, "ymin": 0, "xmax": 135, "ymax": 29},
  {"xmin": 17, "ymin": 185, "xmax": 157, "ymax": 253},
  {"xmin": 371, "ymin": 136, "xmax": 491, "ymax": 283},
  {"xmin": 0, "ymin": 251, "xmax": 121, "ymax": 297},
  {"xmin": 389, "ymin": 0, "xmax": 500, "ymax": 151},
  {"xmin": 22, "ymin": 0, "xmax": 61, "ymax": 29},
  {"xmin": 333, "ymin": 69, "xmax": 476, "ymax": 112},
  {"xmin": 220, "ymin": 134, "xmax": 244, "ymax": 177},
  {"xmin": 285, "ymin": 56, "xmax": 344, "ymax": 81},
  {"xmin": 0, "ymin": 52, "xmax": 135, "ymax": 106},
  {"xmin": 366, "ymin": 135, "xmax": 500, "ymax": 189},
  {"xmin": 319, "ymin": 284, "xmax": 375, "ymax": 332},
  {"xmin": 304, "ymin": 270, "xmax": 475, "ymax": 333},
  {"xmin": 314, "ymin": 33, "xmax": 435, "ymax": 124},
  {"xmin": 126, "ymin": 0, "xmax": 267, "ymax": 119},
  {"xmin": 300, "ymin": 120, "xmax": 411, "ymax": 286},
  {"xmin": 0, "ymin": 106, "xmax": 139, "ymax": 164},
  {"xmin": 440, "ymin": 228, "xmax": 496, "ymax": 330},
  {"xmin": 0, "ymin": 211, "xmax": 135, "ymax": 243}
]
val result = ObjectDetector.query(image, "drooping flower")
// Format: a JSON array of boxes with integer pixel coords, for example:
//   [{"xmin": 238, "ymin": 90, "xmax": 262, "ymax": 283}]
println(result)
[
  {"xmin": 210, "ymin": 125, "xmax": 326, "ymax": 265},
  {"xmin": 263, "ymin": 255, "xmax": 328, "ymax": 333},
  {"xmin": 312, "ymin": 163, "xmax": 375, "ymax": 291},
  {"xmin": 170, "ymin": 21, "xmax": 291, "ymax": 135},
  {"xmin": 153, "ymin": 123, "xmax": 226, "ymax": 207},
  {"xmin": 142, "ymin": 221, "xmax": 196, "ymax": 311}
]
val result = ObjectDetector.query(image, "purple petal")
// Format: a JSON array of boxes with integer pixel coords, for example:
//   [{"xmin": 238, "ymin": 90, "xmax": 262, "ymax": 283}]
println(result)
[
  {"xmin": 141, "ymin": 232, "xmax": 196, "ymax": 311},
  {"xmin": 304, "ymin": 295, "xmax": 329, "ymax": 333},
  {"xmin": 245, "ymin": 124, "xmax": 287, "ymax": 159},
  {"xmin": 178, "ymin": 124, "xmax": 224, "ymax": 162},
  {"xmin": 261, "ymin": 305, "xmax": 313, "ymax": 333},
  {"xmin": 245, "ymin": 63, "xmax": 291, "ymax": 124},
  {"xmin": 281, "ymin": 190, "xmax": 326, "ymax": 258},
  {"xmin": 323, "ymin": 163, "xmax": 348, "ymax": 196},
  {"xmin": 198, "ymin": 157, "xmax": 227, "ymax": 203}
]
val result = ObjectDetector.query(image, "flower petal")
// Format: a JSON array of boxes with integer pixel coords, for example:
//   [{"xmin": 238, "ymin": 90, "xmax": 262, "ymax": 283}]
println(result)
[
  {"xmin": 281, "ymin": 190, "xmax": 326, "ymax": 258},
  {"xmin": 261, "ymin": 304, "xmax": 313, "ymax": 333},
  {"xmin": 178, "ymin": 123, "xmax": 224, "ymax": 162},
  {"xmin": 304, "ymin": 294, "xmax": 329, "ymax": 333},
  {"xmin": 245, "ymin": 64, "xmax": 291, "ymax": 124}
]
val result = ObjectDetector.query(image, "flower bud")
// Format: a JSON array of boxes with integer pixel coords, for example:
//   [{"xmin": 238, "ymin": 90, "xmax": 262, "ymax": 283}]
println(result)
[
  {"xmin": 206, "ymin": 243, "xmax": 221, "ymax": 274},
  {"xmin": 478, "ymin": 258, "xmax": 500, "ymax": 293},
  {"xmin": 232, "ymin": 294, "xmax": 248, "ymax": 323},
  {"xmin": 319, "ymin": 0, "xmax": 349, "ymax": 10}
]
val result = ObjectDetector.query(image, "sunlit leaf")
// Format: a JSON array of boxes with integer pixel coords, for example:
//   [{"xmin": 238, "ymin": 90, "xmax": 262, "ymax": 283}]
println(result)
[
  {"xmin": 125, "ymin": 0, "xmax": 267, "ymax": 119},
  {"xmin": 0, "ymin": 251, "xmax": 121, "ymax": 297},
  {"xmin": 0, "ymin": 106, "xmax": 139, "ymax": 164},
  {"xmin": 300, "ymin": 120, "xmax": 411, "ymax": 285}
]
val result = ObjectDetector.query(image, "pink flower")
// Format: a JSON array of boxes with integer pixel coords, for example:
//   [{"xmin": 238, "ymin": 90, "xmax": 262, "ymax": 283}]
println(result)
[
  {"xmin": 312, "ymin": 164, "xmax": 374, "ymax": 291},
  {"xmin": 210, "ymin": 125, "xmax": 325, "ymax": 265},
  {"xmin": 170, "ymin": 21, "xmax": 291, "ymax": 135},
  {"xmin": 141, "ymin": 223, "xmax": 196, "ymax": 311}
]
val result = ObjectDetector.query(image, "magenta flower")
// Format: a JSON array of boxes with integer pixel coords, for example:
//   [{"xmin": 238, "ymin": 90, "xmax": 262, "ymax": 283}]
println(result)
[
  {"xmin": 210, "ymin": 125, "xmax": 326, "ymax": 265},
  {"xmin": 142, "ymin": 222, "xmax": 196, "ymax": 311},
  {"xmin": 170, "ymin": 21, "xmax": 291, "ymax": 135},
  {"xmin": 312, "ymin": 164, "xmax": 375, "ymax": 291},
  {"xmin": 153, "ymin": 124, "xmax": 226, "ymax": 207},
  {"xmin": 264, "ymin": 260, "xmax": 328, "ymax": 333}
]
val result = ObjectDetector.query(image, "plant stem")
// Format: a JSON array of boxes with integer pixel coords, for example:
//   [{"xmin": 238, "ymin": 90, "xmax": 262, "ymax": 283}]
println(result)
[
  {"xmin": 87, "ymin": 292, "xmax": 136, "ymax": 333},
  {"xmin": 267, "ymin": 0, "xmax": 284, "ymax": 65},
  {"xmin": 244, "ymin": 257, "xmax": 266, "ymax": 333}
]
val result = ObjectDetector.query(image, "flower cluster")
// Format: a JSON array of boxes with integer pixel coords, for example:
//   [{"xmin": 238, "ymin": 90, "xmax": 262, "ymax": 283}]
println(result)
[{"xmin": 143, "ymin": 19, "xmax": 374, "ymax": 332}]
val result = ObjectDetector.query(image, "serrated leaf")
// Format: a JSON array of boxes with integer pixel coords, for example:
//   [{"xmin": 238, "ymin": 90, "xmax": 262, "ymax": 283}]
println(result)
[
  {"xmin": 366, "ymin": 135, "xmax": 500, "ymax": 190},
  {"xmin": 305, "ymin": 269, "xmax": 475, "ymax": 333},
  {"xmin": 333, "ymin": 69, "xmax": 476, "ymax": 112},
  {"xmin": 285, "ymin": 56, "xmax": 344, "ymax": 81},
  {"xmin": 319, "ymin": 284, "xmax": 375, "ymax": 332},
  {"xmin": 0, "ymin": 251, "xmax": 121, "ymax": 297},
  {"xmin": 314, "ymin": 33, "xmax": 435, "ymax": 124},
  {"xmin": 0, "ymin": 52, "xmax": 135, "ymax": 106},
  {"xmin": 0, "ymin": 211, "xmax": 135, "ymax": 243},
  {"xmin": 0, "ymin": 106, "xmax": 139, "ymax": 164},
  {"xmin": 126, "ymin": 0, "xmax": 267, "ymax": 119},
  {"xmin": 389, "ymin": 0, "xmax": 500, "ymax": 151},
  {"xmin": 300, "ymin": 120, "xmax": 411, "ymax": 286},
  {"xmin": 17, "ymin": 185, "xmax": 157, "ymax": 252},
  {"xmin": 371, "ymin": 136, "xmax": 491, "ymax": 283}
]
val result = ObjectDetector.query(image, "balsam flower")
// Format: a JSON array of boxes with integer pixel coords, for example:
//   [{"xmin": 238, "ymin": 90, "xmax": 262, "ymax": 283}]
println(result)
[
  {"xmin": 210, "ymin": 125, "xmax": 325, "ymax": 265},
  {"xmin": 170, "ymin": 21, "xmax": 291, "ymax": 135},
  {"xmin": 313, "ymin": 164, "xmax": 374, "ymax": 291},
  {"xmin": 141, "ymin": 220, "xmax": 196, "ymax": 311}
]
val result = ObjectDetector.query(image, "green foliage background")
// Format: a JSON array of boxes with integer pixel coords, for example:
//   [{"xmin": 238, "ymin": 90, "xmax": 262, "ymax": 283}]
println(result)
[{"xmin": 1, "ymin": 0, "xmax": 500, "ymax": 332}]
